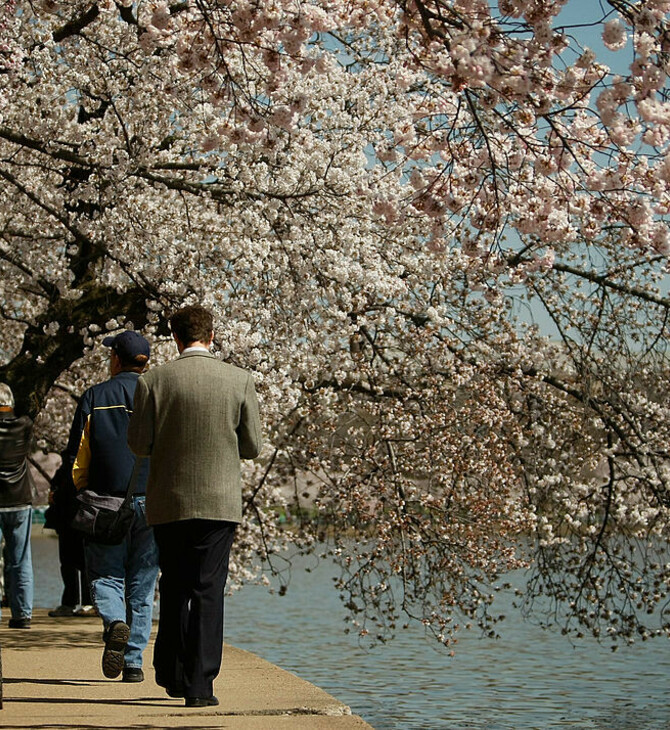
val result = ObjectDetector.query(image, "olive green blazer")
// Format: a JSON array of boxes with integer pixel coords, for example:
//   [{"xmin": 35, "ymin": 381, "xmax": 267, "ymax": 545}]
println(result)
[{"xmin": 127, "ymin": 350, "xmax": 262, "ymax": 526}]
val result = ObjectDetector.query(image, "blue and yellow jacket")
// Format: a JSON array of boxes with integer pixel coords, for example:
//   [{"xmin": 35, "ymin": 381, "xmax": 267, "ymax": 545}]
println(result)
[{"xmin": 69, "ymin": 371, "xmax": 149, "ymax": 496}]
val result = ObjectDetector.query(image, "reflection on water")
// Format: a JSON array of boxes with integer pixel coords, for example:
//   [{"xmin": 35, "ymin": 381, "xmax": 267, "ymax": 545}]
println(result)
[{"xmin": 31, "ymin": 530, "xmax": 670, "ymax": 730}]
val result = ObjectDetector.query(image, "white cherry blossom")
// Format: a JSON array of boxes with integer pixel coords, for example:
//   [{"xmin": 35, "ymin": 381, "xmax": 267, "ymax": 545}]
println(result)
[{"xmin": 1, "ymin": 0, "xmax": 670, "ymax": 646}]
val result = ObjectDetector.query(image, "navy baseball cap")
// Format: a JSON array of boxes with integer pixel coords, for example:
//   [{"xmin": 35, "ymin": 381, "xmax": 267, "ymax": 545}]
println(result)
[{"xmin": 102, "ymin": 331, "xmax": 150, "ymax": 361}]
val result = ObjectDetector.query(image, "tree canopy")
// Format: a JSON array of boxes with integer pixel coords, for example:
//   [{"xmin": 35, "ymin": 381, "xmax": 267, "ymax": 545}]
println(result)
[{"xmin": 2, "ymin": 0, "xmax": 670, "ymax": 647}]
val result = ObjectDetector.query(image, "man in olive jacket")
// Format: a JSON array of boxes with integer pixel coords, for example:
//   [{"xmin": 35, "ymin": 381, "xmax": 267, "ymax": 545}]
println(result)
[{"xmin": 127, "ymin": 305, "xmax": 262, "ymax": 708}]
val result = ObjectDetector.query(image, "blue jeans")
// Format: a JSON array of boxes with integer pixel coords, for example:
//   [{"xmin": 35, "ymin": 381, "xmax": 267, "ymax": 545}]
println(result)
[
  {"xmin": 0, "ymin": 507, "xmax": 33, "ymax": 620},
  {"xmin": 85, "ymin": 497, "xmax": 159, "ymax": 669}
]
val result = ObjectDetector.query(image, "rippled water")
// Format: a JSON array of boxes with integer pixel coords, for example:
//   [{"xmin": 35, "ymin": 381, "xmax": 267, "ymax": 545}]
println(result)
[{"xmin": 31, "ymin": 530, "xmax": 670, "ymax": 730}]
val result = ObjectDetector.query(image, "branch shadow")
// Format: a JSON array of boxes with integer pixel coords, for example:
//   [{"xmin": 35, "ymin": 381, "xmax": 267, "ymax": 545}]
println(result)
[
  {"xmin": 0, "ymin": 726, "xmax": 215, "ymax": 730},
  {"xmin": 4, "ymin": 696, "xmax": 173, "ymax": 708},
  {"xmin": 1, "ymin": 624, "xmax": 101, "ymax": 650},
  {"xmin": 3, "ymin": 677, "xmax": 108, "ymax": 686}
]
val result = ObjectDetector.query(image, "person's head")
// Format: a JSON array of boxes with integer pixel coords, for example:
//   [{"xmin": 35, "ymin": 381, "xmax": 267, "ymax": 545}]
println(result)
[
  {"xmin": 102, "ymin": 331, "xmax": 151, "ymax": 374},
  {"xmin": 169, "ymin": 305, "xmax": 214, "ymax": 349},
  {"xmin": 0, "ymin": 383, "xmax": 14, "ymax": 412}
]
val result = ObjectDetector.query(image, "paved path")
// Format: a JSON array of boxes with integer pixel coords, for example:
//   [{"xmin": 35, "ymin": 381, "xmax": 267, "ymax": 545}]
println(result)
[{"xmin": 0, "ymin": 609, "xmax": 373, "ymax": 729}]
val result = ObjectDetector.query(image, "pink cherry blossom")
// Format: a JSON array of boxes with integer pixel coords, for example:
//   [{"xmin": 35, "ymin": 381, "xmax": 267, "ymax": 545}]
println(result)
[{"xmin": 602, "ymin": 19, "xmax": 628, "ymax": 51}]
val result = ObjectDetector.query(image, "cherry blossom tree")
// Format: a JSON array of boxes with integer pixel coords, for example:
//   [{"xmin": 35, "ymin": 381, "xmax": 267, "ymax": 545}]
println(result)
[{"xmin": 1, "ymin": 0, "xmax": 669, "ymax": 646}]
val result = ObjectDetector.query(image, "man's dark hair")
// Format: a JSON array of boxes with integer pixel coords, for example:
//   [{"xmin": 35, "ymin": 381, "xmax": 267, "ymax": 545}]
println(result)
[{"xmin": 170, "ymin": 305, "xmax": 214, "ymax": 346}]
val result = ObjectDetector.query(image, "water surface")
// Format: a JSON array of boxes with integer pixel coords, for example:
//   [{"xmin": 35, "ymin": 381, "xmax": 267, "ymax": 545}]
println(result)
[{"xmin": 31, "ymin": 531, "xmax": 670, "ymax": 730}]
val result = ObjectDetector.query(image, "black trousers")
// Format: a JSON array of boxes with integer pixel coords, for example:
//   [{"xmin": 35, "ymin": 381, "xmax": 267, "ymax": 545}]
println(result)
[
  {"xmin": 153, "ymin": 519, "xmax": 236, "ymax": 699},
  {"xmin": 57, "ymin": 526, "xmax": 91, "ymax": 607}
]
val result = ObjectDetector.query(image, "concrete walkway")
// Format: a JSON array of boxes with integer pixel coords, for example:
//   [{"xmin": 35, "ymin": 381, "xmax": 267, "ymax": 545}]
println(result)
[{"xmin": 0, "ymin": 609, "xmax": 373, "ymax": 729}]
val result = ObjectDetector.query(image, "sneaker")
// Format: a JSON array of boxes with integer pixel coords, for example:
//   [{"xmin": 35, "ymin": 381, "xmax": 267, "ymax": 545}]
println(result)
[
  {"xmin": 48, "ymin": 605, "xmax": 76, "ymax": 617},
  {"xmin": 102, "ymin": 620, "xmax": 130, "ymax": 679},
  {"xmin": 8, "ymin": 617, "xmax": 31, "ymax": 628},
  {"xmin": 74, "ymin": 604, "xmax": 98, "ymax": 617},
  {"xmin": 122, "ymin": 667, "xmax": 144, "ymax": 683}
]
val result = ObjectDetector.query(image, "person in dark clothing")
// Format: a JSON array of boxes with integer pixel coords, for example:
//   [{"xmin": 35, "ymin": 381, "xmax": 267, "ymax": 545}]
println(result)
[
  {"xmin": 71, "ymin": 331, "xmax": 159, "ymax": 682},
  {"xmin": 45, "ymin": 455, "xmax": 93, "ymax": 617},
  {"xmin": 0, "ymin": 382, "xmax": 35, "ymax": 628}
]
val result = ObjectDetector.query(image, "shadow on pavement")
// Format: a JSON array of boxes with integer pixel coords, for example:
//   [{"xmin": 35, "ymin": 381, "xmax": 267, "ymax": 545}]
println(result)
[
  {"xmin": 0, "ymin": 726, "xmax": 218, "ymax": 730},
  {"xmin": 3, "ymin": 677, "xmax": 108, "ymax": 685},
  {"xmin": 3, "ymin": 695, "xmax": 176, "ymax": 708},
  {"xmin": 1, "ymin": 620, "xmax": 102, "ymax": 650}
]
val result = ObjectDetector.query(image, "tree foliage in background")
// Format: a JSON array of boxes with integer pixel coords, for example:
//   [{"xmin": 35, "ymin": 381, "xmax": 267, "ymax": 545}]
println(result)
[{"xmin": 1, "ymin": 0, "xmax": 670, "ymax": 647}]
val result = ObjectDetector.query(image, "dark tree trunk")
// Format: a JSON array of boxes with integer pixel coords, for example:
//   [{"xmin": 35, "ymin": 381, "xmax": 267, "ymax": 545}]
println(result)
[{"xmin": 0, "ymin": 284, "xmax": 156, "ymax": 419}]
